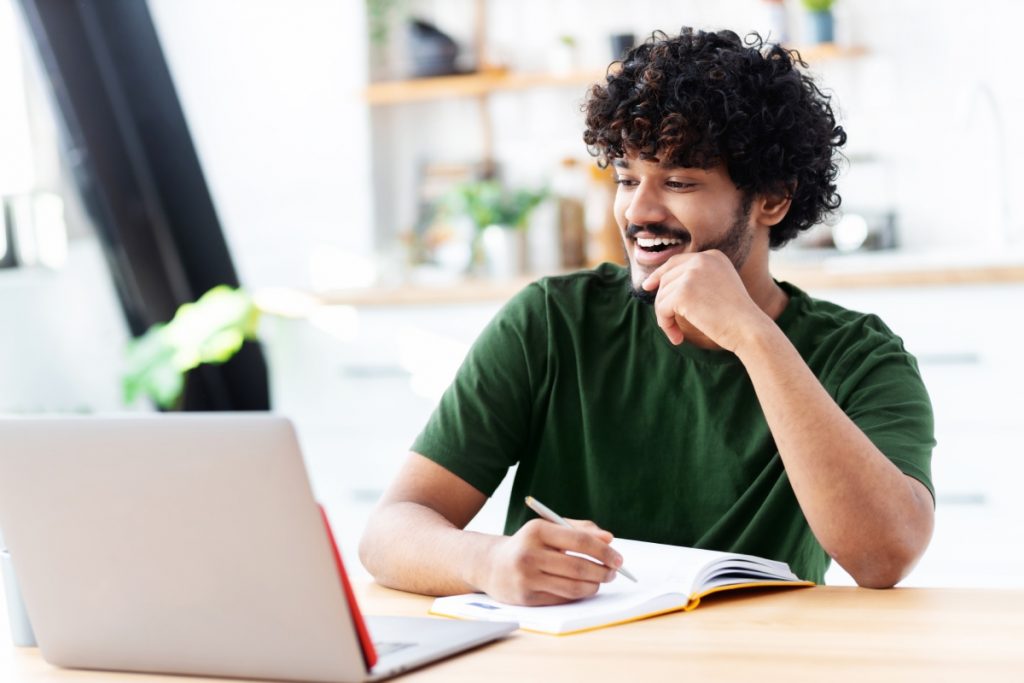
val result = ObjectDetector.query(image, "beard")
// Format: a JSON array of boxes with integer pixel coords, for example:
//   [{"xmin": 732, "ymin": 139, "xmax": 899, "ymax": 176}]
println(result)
[{"xmin": 627, "ymin": 199, "xmax": 754, "ymax": 305}]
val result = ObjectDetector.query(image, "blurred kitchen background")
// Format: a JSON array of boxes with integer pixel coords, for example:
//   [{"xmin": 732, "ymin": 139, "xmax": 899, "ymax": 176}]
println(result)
[{"xmin": 1, "ymin": 0, "xmax": 1021, "ymax": 587}]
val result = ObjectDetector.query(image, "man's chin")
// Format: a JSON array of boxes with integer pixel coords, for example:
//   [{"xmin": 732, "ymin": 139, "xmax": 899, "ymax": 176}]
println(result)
[
  {"xmin": 629, "ymin": 284, "xmax": 657, "ymax": 305},
  {"xmin": 626, "ymin": 261, "xmax": 656, "ymax": 305}
]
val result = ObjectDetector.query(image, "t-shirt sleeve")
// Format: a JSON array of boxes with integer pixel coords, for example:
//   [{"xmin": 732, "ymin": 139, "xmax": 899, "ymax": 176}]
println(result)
[
  {"xmin": 411, "ymin": 283, "xmax": 548, "ymax": 496},
  {"xmin": 832, "ymin": 326, "xmax": 936, "ymax": 502}
]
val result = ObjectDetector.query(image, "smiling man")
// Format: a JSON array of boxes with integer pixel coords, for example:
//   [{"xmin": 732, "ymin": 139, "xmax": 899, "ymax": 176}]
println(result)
[{"xmin": 360, "ymin": 28, "xmax": 936, "ymax": 605}]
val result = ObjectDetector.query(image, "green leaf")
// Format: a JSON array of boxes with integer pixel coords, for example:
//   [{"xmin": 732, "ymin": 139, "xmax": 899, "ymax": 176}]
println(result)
[
  {"xmin": 801, "ymin": 0, "xmax": 835, "ymax": 12},
  {"xmin": 122, "ymin": 285, "xmax": 262, "ymax": 408},
  {"xmin": 444, "ymin": 180, "xmax": 548, "ymax": 231}
]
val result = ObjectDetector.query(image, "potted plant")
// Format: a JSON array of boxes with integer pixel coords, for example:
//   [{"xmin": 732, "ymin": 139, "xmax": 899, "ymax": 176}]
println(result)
[
  {"xmin": 801, "ymin": 0, "xmax": 835, "ymax": 44},
  {"xmin": 122, "ymin": 285, "xmax": 260, "ymax": 409},
  {"xmin": 550, "ymin": 34, "xmax": 579, "ymax": 74},
  {"xmin": 444, "ymin": 180, "xmax": 547, "ymax": 278}
]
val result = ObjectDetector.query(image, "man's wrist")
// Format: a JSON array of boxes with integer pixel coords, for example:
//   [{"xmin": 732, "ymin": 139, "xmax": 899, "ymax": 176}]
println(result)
[
  {"xmin": 733, "ymin": 314, "xmax": 786, "ymax": 364},
  {"xmin": 458, "ymin": 531, "xmax": 503, "ymax": 593}
]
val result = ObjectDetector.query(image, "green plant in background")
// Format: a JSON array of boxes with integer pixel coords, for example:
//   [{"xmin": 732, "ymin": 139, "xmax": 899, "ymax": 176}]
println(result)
[
  {"xmin": 800, "ymin": 0, "xmax": 835, "ymax": 11},
  {"xmin": 122, "ymin": 285, "xmax": 260, "ymax": 409},
  {"xmin": 366, "ymin": 0, "xmax": 408, "ymax": 45},
  {"xmin": 445, "ymin": 180, "xmax": 548, "ymax": 232},
  {"xmin": 800, "ymin": 0, "xmax": 836, "ymax": 43}
]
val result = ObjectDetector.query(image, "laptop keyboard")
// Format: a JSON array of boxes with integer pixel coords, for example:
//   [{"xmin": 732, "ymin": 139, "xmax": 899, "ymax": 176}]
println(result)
[{"xmin": 374, "ymin": 641, "xmax": 416, "ymax": 657}]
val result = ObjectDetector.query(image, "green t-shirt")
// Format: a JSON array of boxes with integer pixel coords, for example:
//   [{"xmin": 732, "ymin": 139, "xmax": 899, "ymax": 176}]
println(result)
[{"xmin": 412, "ymin": 263, "xmax": 935, "ymax": 583}]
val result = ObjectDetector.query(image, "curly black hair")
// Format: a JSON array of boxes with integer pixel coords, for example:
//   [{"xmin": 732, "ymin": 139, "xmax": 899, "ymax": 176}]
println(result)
[{"xmin": 583, "ymin": 27, "xmax": 847, "ymax": 248}]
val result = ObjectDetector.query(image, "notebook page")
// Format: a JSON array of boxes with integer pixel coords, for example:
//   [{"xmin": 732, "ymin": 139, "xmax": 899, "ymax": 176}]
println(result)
[{"xmin": 431, "ymin": 538, "xmax": 735, "ymax": 633}]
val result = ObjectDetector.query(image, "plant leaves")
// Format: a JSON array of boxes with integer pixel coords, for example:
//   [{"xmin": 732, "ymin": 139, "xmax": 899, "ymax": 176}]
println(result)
[{"xmin": 122, "ymin": 286, "xmax": 261, "ymax": 408}]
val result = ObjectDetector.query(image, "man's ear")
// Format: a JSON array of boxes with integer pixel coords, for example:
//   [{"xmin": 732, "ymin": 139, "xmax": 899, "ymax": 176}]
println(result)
[{"xmin": 754, "ymin": 184, "xmax": 795, "ymax": 227}]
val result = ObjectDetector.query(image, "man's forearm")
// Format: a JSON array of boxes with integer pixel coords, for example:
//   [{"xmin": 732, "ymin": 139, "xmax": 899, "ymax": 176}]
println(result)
[
  {"xmin": 735, "ymin": 319, "xmax": 934, "ymax": 587},
  {"xmin": 358, "ymin": 501, "xmax": 499, "ymax": 596}
]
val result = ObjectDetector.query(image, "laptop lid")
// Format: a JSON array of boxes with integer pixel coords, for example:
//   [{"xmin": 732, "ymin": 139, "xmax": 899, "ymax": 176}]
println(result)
[
  {"xmin": 0, "ymin": 413, "xmax": 375, "ymax": 682},
  {"xmin": 318, "ymin": 508, "xmax": 516, "ymax": 681}
]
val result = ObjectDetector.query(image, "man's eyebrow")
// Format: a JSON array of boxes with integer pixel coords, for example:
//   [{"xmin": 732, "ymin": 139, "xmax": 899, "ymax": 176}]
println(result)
[{"xmin": 611, "ymin": 158, "xmax": 630, "ymax": 169}]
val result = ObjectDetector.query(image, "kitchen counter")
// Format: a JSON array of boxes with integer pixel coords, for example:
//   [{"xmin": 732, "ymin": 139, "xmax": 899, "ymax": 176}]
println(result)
[
  {"xmin": 292, "ymin": 249, "xmax": 1024, "ymax": 309},
  {"xmin": 772, "ymin": 250, "xmax": 1024, "ymax": 290}
]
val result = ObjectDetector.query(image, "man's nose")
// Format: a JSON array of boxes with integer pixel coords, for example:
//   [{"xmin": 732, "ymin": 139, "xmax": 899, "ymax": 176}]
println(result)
[{"xmin": 623, "ymin": 183, "xmax": 669, "ymax": 226}]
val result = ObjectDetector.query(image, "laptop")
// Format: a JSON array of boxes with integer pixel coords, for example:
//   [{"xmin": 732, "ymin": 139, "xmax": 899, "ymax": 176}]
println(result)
[{"xmin": 0, "ymin": 414, "xmax": 516, "ymax": 682}]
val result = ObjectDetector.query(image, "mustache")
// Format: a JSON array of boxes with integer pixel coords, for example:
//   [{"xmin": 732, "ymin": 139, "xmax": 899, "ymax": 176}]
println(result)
[{"xmin": 625, "ymin": 223, "xmax": 691, "ymax": 243}]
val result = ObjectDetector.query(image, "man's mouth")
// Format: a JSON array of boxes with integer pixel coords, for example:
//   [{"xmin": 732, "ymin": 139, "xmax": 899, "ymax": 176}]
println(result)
[
  {"xmin": 635, "ymin": 236, "xmax": 687, "ymax": 253},
  {"xmin": 627, "ymin": 225, "xmax": 692, "ymax": 267}
]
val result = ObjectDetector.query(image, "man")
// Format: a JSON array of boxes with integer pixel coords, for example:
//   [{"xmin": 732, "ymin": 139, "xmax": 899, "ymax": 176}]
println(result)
[{"xmin": 359, "ymin": 28, "xmax": 935, "ymax": 606}]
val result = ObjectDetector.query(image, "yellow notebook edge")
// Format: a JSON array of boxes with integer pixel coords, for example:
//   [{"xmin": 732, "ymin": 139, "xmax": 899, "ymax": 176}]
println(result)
[
  {"xmin": 428, "ymin": 601, "xmax": 693, "ymax": 636},
  {"xmin": 429, "ymin": 579, "xmax": 814, "ymax": 636},
  {"xmin": 684, "ymin": 579, "xmax": 816, "ymax": 612}
]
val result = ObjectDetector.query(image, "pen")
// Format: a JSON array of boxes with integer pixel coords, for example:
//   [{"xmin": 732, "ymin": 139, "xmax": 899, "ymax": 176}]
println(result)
[{"xmin": 524, "ymin": 496, "xmax": 638, "ymax": 583}]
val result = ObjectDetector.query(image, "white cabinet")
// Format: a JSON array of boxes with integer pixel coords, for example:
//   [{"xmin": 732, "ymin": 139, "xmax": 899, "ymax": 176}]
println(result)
[
  {"xmin": 261, "ymin": 301, "xmax": 503, "ymax": 564},
  {"xmin": 814, "ymin": 283, "xmax": 1024, "ymax": 587}
]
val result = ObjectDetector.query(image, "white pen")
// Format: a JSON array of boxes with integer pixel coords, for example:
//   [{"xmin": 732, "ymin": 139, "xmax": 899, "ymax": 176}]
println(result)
[{"xmin": 524, "ymin": 495, "xmax": 638, "ymax": 583}]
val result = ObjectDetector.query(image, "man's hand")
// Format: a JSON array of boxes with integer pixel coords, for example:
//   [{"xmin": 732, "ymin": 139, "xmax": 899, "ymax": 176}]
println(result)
[
  {"xmin": 479, "ymin": 518, "xmax": 622, "ymax": 606},
  {"xmin": 641, "ymin": 250, "xmax": 768, "ymax": 351}
]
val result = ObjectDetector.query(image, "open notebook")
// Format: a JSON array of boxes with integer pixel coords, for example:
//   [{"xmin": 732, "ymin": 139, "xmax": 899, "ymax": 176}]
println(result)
[{"xmin": 431, "ymin": 538, "xmax": 814, "ymax": 635}]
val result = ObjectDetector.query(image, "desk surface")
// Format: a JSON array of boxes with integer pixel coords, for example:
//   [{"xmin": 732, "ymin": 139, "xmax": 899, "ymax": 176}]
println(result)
[{"xmin": 3, "ymin": 583, "xmax": 1024, "ymax": 682}]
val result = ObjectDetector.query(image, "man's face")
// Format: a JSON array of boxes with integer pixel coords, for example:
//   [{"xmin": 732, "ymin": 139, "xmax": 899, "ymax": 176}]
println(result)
[{"xmin": 612, "ymin": 155, "xmax": 755, "ymax": 303}]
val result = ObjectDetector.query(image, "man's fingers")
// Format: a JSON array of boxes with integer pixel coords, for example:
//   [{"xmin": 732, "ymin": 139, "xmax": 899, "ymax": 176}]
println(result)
[
  {"xmin": 537, "ymin": 523, "xmax": 623, "ymax": 571},
  {"xmin": 653, "ymin": 279, "xmax": 686, "ymax": 345},
  {"xmin": 533, "ymin": 546, "xmax": 618, "ymax": 584},
  {"xmin": 517, "ymin": 589, "xmax": 579, "ymax": 607},
  {"xmin": 564, "ymin": 517, "xmax": 614, "ymax": 543},
  {"xmin": 658, "ymin": 317, "xmax": 685, "ymax": 345},
  {"xmin": 529, "ymin": 572, "xmax": 604, "ymax": 602},
  {"xmin": 643, "ymin": 265, "xmax": 673, "ymax": 291},
  {"xmin": 642, "ymin": 253, "xmax": 695, "ymax": 291}
]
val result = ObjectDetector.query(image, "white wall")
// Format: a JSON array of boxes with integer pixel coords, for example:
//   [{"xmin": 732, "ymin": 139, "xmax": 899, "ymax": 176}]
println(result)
[
  {"xmin": 820, "ymin": 0, "xmax": 1024, "ymax": 250},
  {"xmin": 148, "ymin": 0, "xmax": 376, "ymax": 291},
  {"xmin": 0, "ymin": 241, "xmax": 132, "ymax": 414}
]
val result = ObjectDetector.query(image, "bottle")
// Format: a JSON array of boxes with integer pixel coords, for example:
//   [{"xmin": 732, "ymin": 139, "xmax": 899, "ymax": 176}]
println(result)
[
  {"xmin": 585, "ymin": 163, "xmax": 624, "ymax": 267},
  {"xmin": 552, "ymin": 158, "xmax": 587, "ymax": 269}
]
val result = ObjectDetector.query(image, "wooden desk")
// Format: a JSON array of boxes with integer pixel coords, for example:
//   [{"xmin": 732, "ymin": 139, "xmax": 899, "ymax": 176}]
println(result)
[{"xmin": 3, "ymin": 583, "xmax": 1023, "ymax": 682}]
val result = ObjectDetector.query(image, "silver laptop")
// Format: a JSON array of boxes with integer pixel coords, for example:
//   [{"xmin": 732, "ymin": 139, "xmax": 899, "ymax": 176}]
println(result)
[{"xmin": 0, "ymin": 414, "xmax": 516, "ymax": 682}]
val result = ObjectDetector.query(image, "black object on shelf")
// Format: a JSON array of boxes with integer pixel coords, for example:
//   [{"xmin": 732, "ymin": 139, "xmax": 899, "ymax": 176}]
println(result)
[
  {"xmin": 407, "ymin": 18, "xmax": 460, "ymax": 78},
  {"xmin": 610, "ymin": 32, "xmax": 636, "ymax": 60}
]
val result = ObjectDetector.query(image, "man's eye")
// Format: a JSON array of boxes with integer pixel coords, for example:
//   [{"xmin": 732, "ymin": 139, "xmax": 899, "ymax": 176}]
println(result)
[
  {"xmin": 666, "ymin": 181, "xmax": 695, "ymax": 190},
  {"xmin": 613, "ymin": 177, "xmax": 638, "ymax": 187}
]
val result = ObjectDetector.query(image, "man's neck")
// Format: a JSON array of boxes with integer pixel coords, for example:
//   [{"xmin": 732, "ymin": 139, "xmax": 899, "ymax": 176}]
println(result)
[{"xmin": 747, "ymin": 271, "xmax": 789, "ymax": 321}]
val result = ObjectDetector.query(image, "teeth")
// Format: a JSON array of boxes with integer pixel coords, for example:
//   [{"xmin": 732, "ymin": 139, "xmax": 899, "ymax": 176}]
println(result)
[{"xmin": 636, "ymin": 237, "xmax": 683, "ymax": 248}]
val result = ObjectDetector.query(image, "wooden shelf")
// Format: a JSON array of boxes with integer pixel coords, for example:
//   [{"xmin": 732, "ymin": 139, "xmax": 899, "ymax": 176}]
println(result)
[
  {"xmin": 364, "ymin": 68, "xmax": 609, "ymax": 105},
  {"xmin": 363, "ymin": 44, "xmax": 864, "ymax": 106},
  {"xmin": 309, "ymin": 273, "xmax": 540, "ymax": 308},
  {"xmin": 787, "ymin": 43, "xmax": 868, "ymax": 64}
]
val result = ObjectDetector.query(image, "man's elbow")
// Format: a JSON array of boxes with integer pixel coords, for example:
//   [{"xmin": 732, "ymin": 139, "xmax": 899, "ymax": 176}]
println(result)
[
  {"xmin": 845, "ymin": 496, "xmax": 934, "ymax": 589},
  {"xmin": 357, "ymin": 531, "xmax": 374, "ymax": 577},
  {"xmin": 851, "ymin": 565, "xmax": 907, "ymax": 589},
  {"xmin": 357, "ymin": 510, "xmax": 389, "ymax": 582},
  {"xmin": 843, "ymin": 542, "xmax": 927, "ymax": 589}
]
